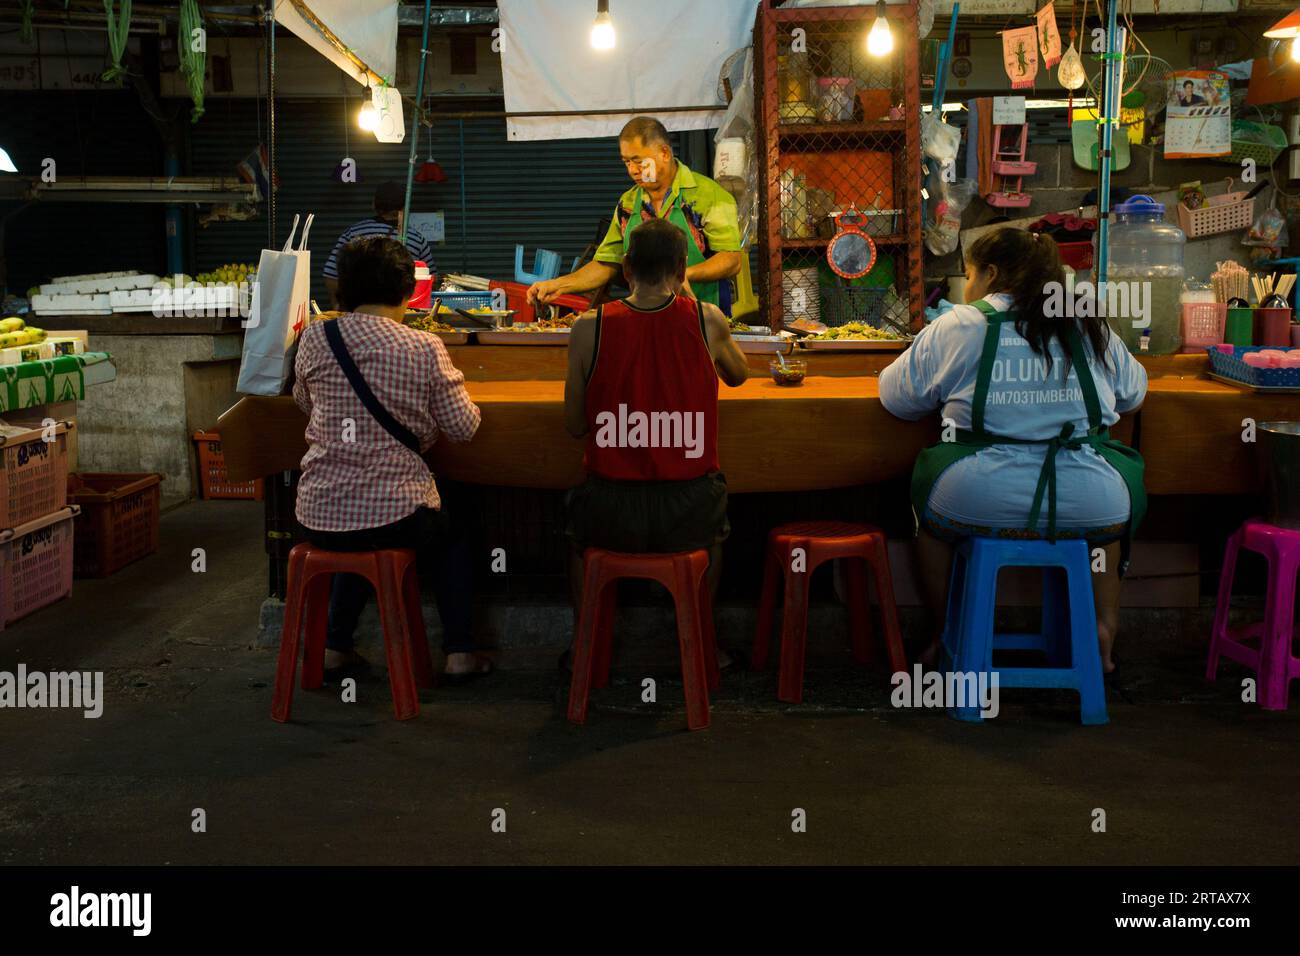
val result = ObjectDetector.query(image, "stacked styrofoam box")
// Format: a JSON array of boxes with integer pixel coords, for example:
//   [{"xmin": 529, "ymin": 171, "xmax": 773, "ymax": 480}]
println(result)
[
  {"xmin": 32, "ymin": 271, "xmax": 159, "ymax": 316},
  {"xmin": 113, "ymin": 284, "xmax": 248, "ymax": 316}
]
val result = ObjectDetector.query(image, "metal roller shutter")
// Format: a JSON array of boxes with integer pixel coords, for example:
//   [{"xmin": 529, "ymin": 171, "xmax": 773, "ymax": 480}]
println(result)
[{"xmin": 187, "ymin": 99, "xmax": 684, "ymax": 303}]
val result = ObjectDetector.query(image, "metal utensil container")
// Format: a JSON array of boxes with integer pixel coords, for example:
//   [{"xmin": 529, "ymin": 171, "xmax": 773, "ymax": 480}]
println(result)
[{"xmin": 1258, "ymin": 422, "xmax": 1300, "ymax": 529}]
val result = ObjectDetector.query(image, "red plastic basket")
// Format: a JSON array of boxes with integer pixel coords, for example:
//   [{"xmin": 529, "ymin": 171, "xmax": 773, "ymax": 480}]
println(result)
[
  {"xmin": 68, "ymin": 472, "xmax": 163, "ymax": 578},
  {"xmin": 0, "ymin": 505, "xmax": 76, "ymax": 628},
  {"xmin": 193, "ymin": 430, "xmax": 263, "ymax": 500},
  {"xmin": 0, "ymin": 421, "xmax": 70, "ymax": 529},
  {"xmin": 488, "ymin": 280, "xmax": 590, "ymax": 324},
  {"xmin": 1056, "ymin": 241, "xmax": 1095, "ymax": 273}
]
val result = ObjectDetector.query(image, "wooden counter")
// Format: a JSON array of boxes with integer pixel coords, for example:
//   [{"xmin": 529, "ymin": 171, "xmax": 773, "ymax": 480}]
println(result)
[{"xmin": 217, "ymin": 349, "xmax": 1299, "ymax": 496}]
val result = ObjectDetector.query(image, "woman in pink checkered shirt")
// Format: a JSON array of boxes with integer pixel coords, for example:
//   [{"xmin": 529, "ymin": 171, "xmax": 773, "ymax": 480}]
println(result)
[{"xmin": 293, "ymin": 236, "xmax": 489, "ymax": 683}]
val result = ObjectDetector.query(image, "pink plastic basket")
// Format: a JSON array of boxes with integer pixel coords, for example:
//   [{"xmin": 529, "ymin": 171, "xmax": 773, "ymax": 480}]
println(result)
[
  {"xmin": 0, "ymin": 422, "xmax": 70, "ymax": 528},
  {"xmin": 1181, "ymin": 302, "xmax": 1227, "ymax": 352},
  {"xmin": 0, "ymin": 505, "xmax": 77, "ymax": 628},
  {"xmin": 1175, "ymin": 191, "xmax": 1254, "ymax": 239}
]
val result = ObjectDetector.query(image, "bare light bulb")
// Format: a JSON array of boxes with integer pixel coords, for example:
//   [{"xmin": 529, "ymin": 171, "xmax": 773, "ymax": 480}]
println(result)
[
  {"xmin": 0, "ymin": 147, "xmax": 15, "ymax": 174},
  {"xmin": 1291, "ymin": 37, "xmax": 1300, "ymax": 62},
  {"xmin": 591, "ymin": 11, "xmax": 616, "ymax": 50},
  {"xmin": 358, "ymin": 104, "xmax": 379, "ymax": 132},
  {"xmin": 867, "ymin": 2, "xmax": 893, "ymax": 57}
]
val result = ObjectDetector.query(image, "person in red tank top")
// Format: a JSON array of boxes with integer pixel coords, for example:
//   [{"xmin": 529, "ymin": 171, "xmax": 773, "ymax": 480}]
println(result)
[{"xmin": 561, "ymin": 219, "xmax": 748, "ymax": 670}]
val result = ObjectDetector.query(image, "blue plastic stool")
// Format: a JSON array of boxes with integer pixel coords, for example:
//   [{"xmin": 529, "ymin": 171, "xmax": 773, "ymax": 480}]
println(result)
[
  {"xmin": 941, "ymin": 537, "xmax": 1108, "ymax": 725},
  {"xmin": 514, "ymin": 245, "xmax": 562, "ymax": 285}
]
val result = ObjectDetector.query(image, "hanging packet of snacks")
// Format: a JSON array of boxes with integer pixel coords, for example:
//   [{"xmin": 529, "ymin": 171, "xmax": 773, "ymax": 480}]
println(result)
[
  {"xmin": 1036, "ymin": 3, "xmax": 1061, "ymax": 69},
  {"xmin": 1002, "ymin": 26, "xmax": 1039, "ymax": 90},
  {"xmin": 1243, "ymin": 188, "xmax": 1287, "ymax": 248}
]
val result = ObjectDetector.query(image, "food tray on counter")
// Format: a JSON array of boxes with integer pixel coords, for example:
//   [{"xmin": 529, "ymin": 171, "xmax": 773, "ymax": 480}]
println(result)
[
  {"xmin": 1208, "ymin": 373, "xmax": 1300, "ymax": 393},
  {"xmin": 798, "ymin": 338, "xmax": 910, "ymax": 351},
  {"xmin": 1206, "ymin": 346, "xmax": 1300, "ymax": 389},
  {"xmin": 475, "ymin": 329, "xmax": 572, "ymax": 345},
  {"xmin": 434, "ymin": 331, "xmax": 472, "ymax": 345},
  {"xmin": 734, "ymin": 330, "xmax": 794, "ymax": 355}
]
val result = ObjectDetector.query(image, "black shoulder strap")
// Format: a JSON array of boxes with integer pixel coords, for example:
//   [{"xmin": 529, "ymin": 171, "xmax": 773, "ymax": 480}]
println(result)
[{"xmin": 322, "ymin": 319, "xmax": 421, "ymax": 453}]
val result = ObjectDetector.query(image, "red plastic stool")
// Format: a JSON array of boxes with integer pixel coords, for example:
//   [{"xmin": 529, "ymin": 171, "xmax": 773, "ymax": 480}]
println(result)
[
  {"xmin": 271, "ymin": 544, "xmax": 435, "ymax": 722},
  {"xmin": 752, "ymin": 521, "xmax": 907, "ymax": 703},
  {"xmin": 567, "ymin": 548, "xmax": 719, "ymax": 731},
  {"xmin": 1207, "ymin": 519, "xmax": 1300, "ymax": 710}
]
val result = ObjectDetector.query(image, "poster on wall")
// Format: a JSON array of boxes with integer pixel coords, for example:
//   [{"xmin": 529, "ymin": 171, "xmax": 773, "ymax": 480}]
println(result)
[
  {"xmin": 1036, "ymin": 3, "xmax": 1061, "ymax": 69},
  {"xmin": 1164, "ymin": 70, "xmax": 1231, "ymax": 159},
  {"xmin": 1001, "ymin": 26, "xmax": 1039, "ymax": 89}
]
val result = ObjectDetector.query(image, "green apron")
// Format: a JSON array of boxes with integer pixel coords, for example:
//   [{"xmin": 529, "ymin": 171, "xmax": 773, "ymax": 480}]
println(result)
[
  {"xmin": 623, "ymin": 181, "xmax": 718, "ymax": 307},
  {"xmin": 909, "ymin": 299, "xmax": 1147, "ymax": 571}
]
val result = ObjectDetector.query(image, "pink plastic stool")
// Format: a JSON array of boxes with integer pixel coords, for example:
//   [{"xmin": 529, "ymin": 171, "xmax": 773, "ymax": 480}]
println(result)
[{"xmin": 1207, "ymin": 519, "xmax": 1300, "ymax": 710}]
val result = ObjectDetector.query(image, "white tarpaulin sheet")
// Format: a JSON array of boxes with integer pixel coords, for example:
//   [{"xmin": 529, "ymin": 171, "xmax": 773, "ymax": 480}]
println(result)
[
  {"xmin": 497, "ymin": 0, "xmax": 757, "ymax": 142},
  {"xmin": 274, "ymin": 0, "xmax": 399, "ymax": 87}
]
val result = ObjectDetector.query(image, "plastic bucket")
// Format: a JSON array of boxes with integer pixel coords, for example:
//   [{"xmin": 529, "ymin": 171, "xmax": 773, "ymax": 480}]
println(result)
[
  {"xmin": 1255, "ymin": 307, "xmax": 1292, "ymax": 347},
  {"xmin": 1258, "ymin": 422, "xmax": 1300, "ymax": 530}
]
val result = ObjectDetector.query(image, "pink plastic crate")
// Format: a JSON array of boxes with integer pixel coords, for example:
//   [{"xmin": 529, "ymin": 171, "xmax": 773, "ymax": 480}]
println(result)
[
  {"xmin": 0, "ymin": 421, "xmax": 70, "ymax": 528},
  {"xmin": 1181, "ymin": 302, "xmax": 1227, "ymax": 352},
  {"xmin": 0, "ymin": 505, "xmax": 77, "ymax": 629}
]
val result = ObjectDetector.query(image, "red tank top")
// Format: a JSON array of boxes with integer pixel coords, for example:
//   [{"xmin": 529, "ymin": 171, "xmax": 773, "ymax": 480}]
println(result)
[{"xmin": 584, "ymin": 294, "xmax": 720, "ymax": 481}]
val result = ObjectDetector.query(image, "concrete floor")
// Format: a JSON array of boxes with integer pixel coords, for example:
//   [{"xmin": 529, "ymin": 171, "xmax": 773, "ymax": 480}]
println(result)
[{"xmin": 1, "ymin": 500, "xmax": 1298, "ymax": 866}]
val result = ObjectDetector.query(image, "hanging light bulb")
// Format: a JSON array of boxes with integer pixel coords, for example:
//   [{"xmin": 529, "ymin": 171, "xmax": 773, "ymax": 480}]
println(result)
[
  {"xmin": 591, "ymin": 0, "xmax": 616, "ymax": 51},
  {"xmin": 0, "ymin": 146, "xmax": 16, "ymax": 174},
  {"xmin": 358, "ymin": 104, "xmax": 379, "ymax": 132},
  {"xmin": 866, "ymin": 1, "xmax": 893, "ymax": 57},
  {"xmin": 1292, "ymin": 36, "xmax": 1300, "ymax": 61},
  {"xmin": 1058, "ymin": 41, "xmax": 1086, "ymax": 90}
]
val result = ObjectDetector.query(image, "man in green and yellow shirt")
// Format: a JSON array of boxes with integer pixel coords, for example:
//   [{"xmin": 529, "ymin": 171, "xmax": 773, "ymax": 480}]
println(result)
[{"xmin": 526, "ymin": 116, "xmax": 743, "ymax": 312}]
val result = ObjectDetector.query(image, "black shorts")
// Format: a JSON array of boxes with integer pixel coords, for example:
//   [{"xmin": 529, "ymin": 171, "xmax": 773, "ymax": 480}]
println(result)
[{"xmin": 565, "ymin": 471, "xmax": 730, "ymax": 554}]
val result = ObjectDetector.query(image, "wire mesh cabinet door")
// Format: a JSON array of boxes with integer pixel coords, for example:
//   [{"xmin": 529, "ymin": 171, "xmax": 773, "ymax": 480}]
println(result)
[{"xmin": 755, "ymin": 0, "xmax": 923, "ymax": 334}]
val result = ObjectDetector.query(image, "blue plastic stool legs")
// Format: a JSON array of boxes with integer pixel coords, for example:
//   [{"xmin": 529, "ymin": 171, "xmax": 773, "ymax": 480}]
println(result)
[{"xmin": 942, "ymin": 537, "xmax": 1108, "ymax": 725}]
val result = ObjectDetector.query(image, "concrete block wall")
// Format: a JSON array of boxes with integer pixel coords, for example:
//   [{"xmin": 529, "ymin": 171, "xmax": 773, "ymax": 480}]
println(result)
[{"xmin": 75, "ymin": 334, "xmax": 243, "ymax": 509}]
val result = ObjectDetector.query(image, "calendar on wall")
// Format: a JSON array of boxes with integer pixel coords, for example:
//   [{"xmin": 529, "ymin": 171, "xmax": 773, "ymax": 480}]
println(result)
[{"xmin": 1164, "ymin": 70, "xmax": 1231, "ymax": 159}]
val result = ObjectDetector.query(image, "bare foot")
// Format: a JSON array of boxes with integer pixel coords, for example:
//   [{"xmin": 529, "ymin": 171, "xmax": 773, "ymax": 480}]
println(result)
[
  {"xmin": 1097, "ymin": 621, "xmax": 1117, "ymax": 674},
  {"xmin": 324, "ymin": 648, "xmax": 363, "ymax": 669},
  {"xmin": 445, "ymin": 651, "xmax": 491, "ymax": 676}
]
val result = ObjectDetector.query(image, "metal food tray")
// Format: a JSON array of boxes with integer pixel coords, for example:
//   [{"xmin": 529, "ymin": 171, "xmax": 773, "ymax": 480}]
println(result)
[
  {"xmin": 475, "ymin": 329, "xmax": 572, "ymax": 345},
  {"xmin": 434, "ymin": 331, "xmax": 471, "ymax": 345},
  {"xmin": 1208, "ymin": 372, "xmax": 1300, "ymax": 394},
  {"xmin": 798, "ymin": 337, "xmax": 910, "ymax": 351}
]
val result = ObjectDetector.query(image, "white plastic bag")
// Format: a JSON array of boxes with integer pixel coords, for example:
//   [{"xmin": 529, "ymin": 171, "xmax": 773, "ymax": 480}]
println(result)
[
  {"xmin": 237, "ymin": 213, "xmax": 314, "ymax": 396},
  {"xmin": 921, "ymin": 112, "xmax": 960, "ymax": 166},
  {"xmin": 925, "ymin": 178, "xmax": 976, "ymax": 256}
]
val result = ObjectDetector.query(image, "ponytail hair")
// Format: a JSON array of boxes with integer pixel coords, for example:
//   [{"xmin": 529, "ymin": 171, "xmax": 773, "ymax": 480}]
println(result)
[{"xmin": 966, "ymin": 227, "xmax": 1111, "ymax": 375}]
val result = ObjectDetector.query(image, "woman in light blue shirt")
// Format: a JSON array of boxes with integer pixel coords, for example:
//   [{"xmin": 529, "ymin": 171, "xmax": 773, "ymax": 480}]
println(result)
[{"xmin": 880, "ymin": 228, "xmax": 1148, "ymax": 675}]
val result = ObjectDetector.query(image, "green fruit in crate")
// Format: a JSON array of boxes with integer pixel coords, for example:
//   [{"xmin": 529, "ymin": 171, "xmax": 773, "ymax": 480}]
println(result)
[{"xmin": 0, "ymin": 317, "xmax": 25, "ymax": 333}]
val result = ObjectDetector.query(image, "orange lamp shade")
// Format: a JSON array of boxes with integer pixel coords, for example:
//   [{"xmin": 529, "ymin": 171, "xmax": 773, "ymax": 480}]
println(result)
[{"xmin": 1264, "ymin": 10, "xmax": 1300, "ymax": 38}]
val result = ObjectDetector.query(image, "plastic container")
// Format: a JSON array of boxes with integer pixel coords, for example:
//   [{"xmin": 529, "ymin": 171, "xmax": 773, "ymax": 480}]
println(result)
[
  {"xmin": 0, "ymin": 505, "xmax": 77, "ymax": 628},
  {"xmin": 1180, "ymin": 302, "xmax": 1227, "ymax": 351},
  {"xmin": 67, "ymin": 473, "xmax": 162, "ymax": 578},
  {"xmin": 769, "ymin": 359, "xmax": 807, "ymax": 386},
  {"xmin": 0, "ymin": 421, "xmax": 70, "ymax": 529},
  {"xmin": 1226, "ymin": 307, "xmax": 1254, "ymax": 346},
  {"xmin": 409, "ymin": 261, "xmax": 433, "ymax": 310},
  {"xmin": 1293, "ymin": 324, "xmax": 1300, "ymax": 348},
  {"xmin": 1103, "ymin": 195, "xmax": 1186, "ymax": 355},
  {"xmin": 816, "ymin": 77, "xmax": 856, "ymax": 122},
  {"xmin": 1208, "ymin": 345, "xmax": 1300, "ymax": 388},
  {"xmin": 1255, "ymin": 307, "xmax": 1293, "ymax": 347},
  {"xmin": 193, "ymin": 430, "xmax": 263, "ymax": 500}
]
